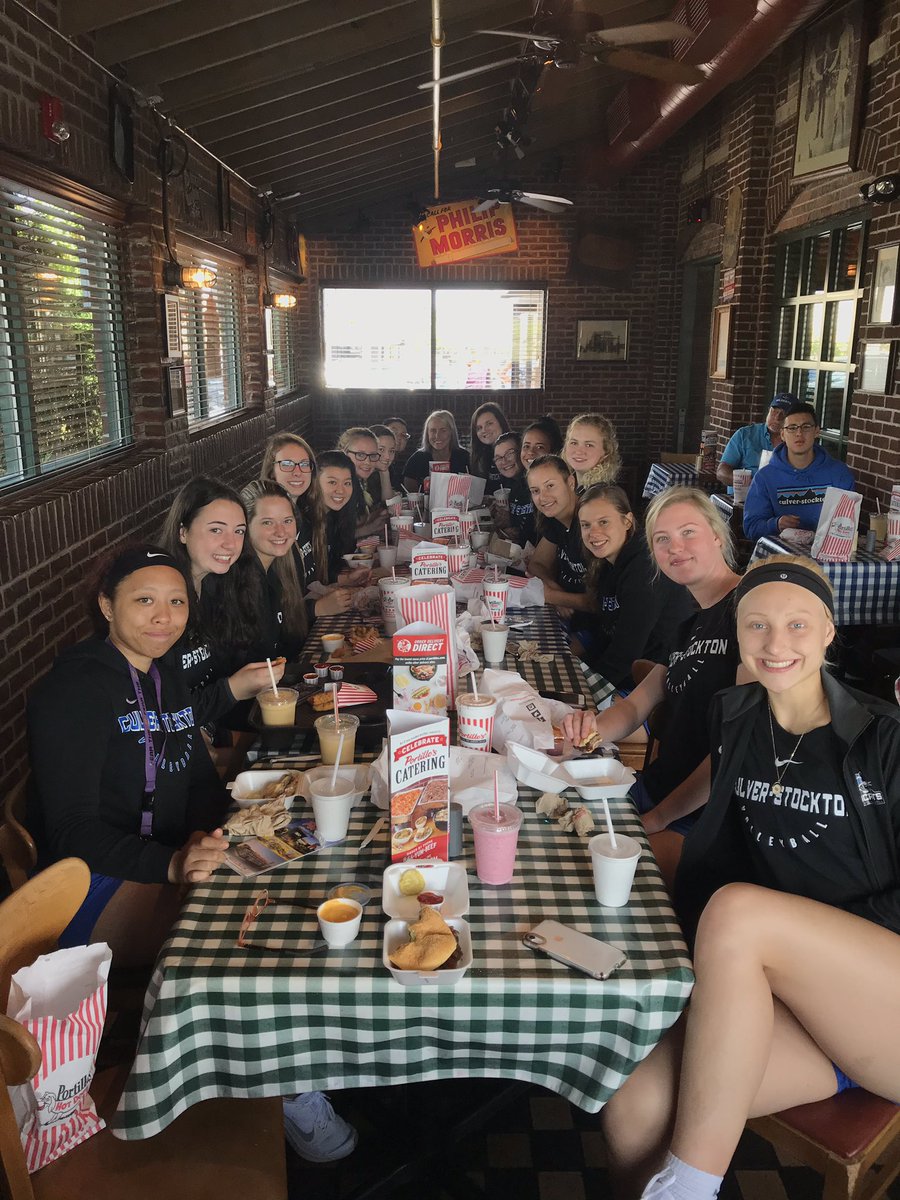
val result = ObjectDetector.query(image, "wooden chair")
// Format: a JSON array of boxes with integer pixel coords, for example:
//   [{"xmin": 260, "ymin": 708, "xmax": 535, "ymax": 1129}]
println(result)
[
  {"xmin": 0, "ymin": 859, "xmax": 287, "ymax": 1200},
  {"xmin": 749, "ymin": 1092, "xmax": 900, "ymax": 1200},
  {"xmin": 630, "ymin": 659, "xmax": 666, "ymax": 771},
  {"xmin": 0, "ymin": 781, "xmax": 37, "ymax": 891}
]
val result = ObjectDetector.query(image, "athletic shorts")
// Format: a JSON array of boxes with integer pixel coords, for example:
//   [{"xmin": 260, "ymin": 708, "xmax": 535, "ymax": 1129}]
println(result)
[
  {"xmin": 57, "ymin": 873, "xmax": 123, "ymax": 948},
  {"xmin": 833, "ymin": 1064, "xmax": 859, "ymax": 1093},
  {"xmin": 629, "ymin": 775, "xmax": 698, "ymax": 838}
]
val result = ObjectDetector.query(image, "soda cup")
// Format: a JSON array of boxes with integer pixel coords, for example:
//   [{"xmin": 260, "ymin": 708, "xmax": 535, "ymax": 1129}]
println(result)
[
  {"xmin": 483, "ymin": 579, "xmax": 509, "ymax": 621},
  {"xmin": 469, "ymin": 802, "xmax": 523, "ymax": 885},
  {"xmin": 456, "ymin": 692, "xmax": 497, "ymax": 752}
]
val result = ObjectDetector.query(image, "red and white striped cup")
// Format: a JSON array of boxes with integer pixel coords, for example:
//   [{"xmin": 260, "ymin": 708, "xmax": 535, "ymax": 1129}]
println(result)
[
  {"xmin": 459, "ymin": 512, "xmax": 477, "ymax": 541},
  {"xmin": 448, "ymin": 545, "xmax": 469, "ymax": 575},
  {"xmin": 457, "ymin": 692, "xmax": 497, "ymax": 753},
  {"xmin": 390, "ymin": 514, "xmax": 414, "ymax": 534},
  {"xmin": 378, "ymin": 577, "xmax": 406, "ymax": 634},
  {"xmin": 483, "ymin": 578, "xmax": 509, "ymax": 621}
]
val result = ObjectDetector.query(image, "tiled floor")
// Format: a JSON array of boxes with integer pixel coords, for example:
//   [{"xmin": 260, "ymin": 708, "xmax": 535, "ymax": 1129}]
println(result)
[{"xmin": 285, "ymin": 1079, "xmax": 900, "ymax": 1200}]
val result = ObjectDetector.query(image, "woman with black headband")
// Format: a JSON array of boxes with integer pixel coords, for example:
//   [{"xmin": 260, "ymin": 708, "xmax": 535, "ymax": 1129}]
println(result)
[
  {"xmin": 601, "ymin": 555, "xmax": 900, "ymax": 1200},
  {"xmin": 26, "ymin": 545, "xmax": 229, "ymax": 965}
]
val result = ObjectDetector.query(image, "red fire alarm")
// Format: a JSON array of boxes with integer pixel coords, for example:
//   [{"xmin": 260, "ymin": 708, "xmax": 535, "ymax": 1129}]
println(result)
[{"xmin": 40, "ymin": 95, "xmax": 70, "ymax": 144}]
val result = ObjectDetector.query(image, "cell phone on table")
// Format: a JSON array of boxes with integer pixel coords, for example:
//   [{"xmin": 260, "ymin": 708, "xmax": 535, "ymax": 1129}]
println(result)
[
  {"xmin": 523, "ymin": 920, "xmax": 627, "ymax": 980},
  {"xmin": 538, "ymin": 690, "xmax": 586, "ymax": 707}
]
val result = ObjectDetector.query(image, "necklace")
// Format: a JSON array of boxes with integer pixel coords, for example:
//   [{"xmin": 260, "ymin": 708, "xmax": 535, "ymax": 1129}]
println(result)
[{"xmin": 767, "ymin": 703, "xmax": 806, "ymax": 797}]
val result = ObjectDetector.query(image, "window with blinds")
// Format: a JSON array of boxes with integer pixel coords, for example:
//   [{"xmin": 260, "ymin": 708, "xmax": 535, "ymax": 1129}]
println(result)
[
  {"xmin": 265, "ymin": 304, "xmax": 299, "ymax": 396},
  {"xmin": 0, "ymin": 177, "xmax": 130, "ymax": 486},
  {"xmin": 321, "ymin": 286, "xmax": 546, "ymax": 390},
  {"xmin": 178, "ymin": 251, "xmax": 243, "ymax": 421}
]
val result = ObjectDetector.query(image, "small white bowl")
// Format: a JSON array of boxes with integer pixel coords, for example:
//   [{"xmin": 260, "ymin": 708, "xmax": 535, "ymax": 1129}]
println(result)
[
  {"xmin": 343, "ymin": 553, "xmax": 375, "ymax": 570},
  {"xmin": 506, "ymin": 743, "xmax": 570, "ymax": 794},
  {"xmin": 381, "ymin": 861, "xmax": 469, "ymax": 920},
  {"xmin": 383, "ymin": 917, "xmax": 472, "ymax": 986},
  {"xmin": 229, "ymin": 770, "xmax": 300, "ymax": 809},
  {"xmin": 562, "ymin": 757, "xmax": 636, "ymax": 801}
]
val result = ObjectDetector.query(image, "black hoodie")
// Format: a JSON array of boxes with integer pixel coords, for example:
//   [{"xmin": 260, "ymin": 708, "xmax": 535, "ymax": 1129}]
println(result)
[
  {"xmin": 674, "ymin": 673, "xmax": 900, "ymax": 943},
  {"xmin": 27, "ymin": 638, "xmax": 228, "ymax": 883}
]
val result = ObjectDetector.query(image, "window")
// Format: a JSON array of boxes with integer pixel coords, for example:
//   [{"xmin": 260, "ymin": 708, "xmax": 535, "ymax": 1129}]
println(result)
[
  {"xmin": 0, "ymin": 176, "xmax": 130, "ymax": 486},
  {"xmin": 265, "ymin": 301, "xmax": 299, "ymax": 396},
  {"xmin": 321, "ymin": 286, "xmax": 546, "ymax": 390},
  {"xmin": 178, "ymin": 250, "xmax": 243, "ymax": 421},
  {"xmin": 772, "ymin": 216, "xmax": 865, "ymax": 456}
]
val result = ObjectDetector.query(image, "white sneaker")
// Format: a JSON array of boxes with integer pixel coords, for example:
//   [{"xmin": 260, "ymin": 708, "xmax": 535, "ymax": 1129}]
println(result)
[{"xmin": 283, "ymin": 1092, "xmax": 358, "ymax": 1163}]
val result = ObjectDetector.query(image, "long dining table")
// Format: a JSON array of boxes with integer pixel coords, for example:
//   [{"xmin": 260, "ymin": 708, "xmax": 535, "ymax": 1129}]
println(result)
[{"xmin": 111, "ymin": 604, "xmax": 693, "ymax": 1141}]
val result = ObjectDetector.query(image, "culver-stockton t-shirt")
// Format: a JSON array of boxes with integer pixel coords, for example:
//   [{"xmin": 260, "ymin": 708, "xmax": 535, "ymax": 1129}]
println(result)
[
  {"xmin": 736, "ymin": 708, "xmax": 867, "ymax": 905},
  {"xmin": 507, "ymin": 475, "xmax": 536, "ymax": 546},
  {"xmin": 542, "ymin": 516, "xmax": 586, "ymax": 593},
  {"xmin": 641, "ymin": 590, "xmax": 740, "ymax": 807}
]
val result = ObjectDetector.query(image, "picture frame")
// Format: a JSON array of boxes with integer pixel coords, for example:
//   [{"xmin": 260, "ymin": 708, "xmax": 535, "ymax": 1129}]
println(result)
[
  {"xmin": 792, "ymin": 1, "xmax": 865, "ymax": 180},
  {"xmin": 709, "ymin": 305, "xmax": 733, "ymax": 380},
  {"xmin": 576, "ymin": 319, "xmax": 628, "ymax": 363},
  {"xmin": 857, "ymin": 340, "xmax": 894, "ymax": 394},
  {"xmin": 870, "ymin": 244, "xmax": 899, "ymax": 325},
  {"xmin": 108, "ymin": 85, "xmax": 135, "ymax": 183},
  {"xmin": 162, "ymin": 294, "xmax": 182, "ymax": 357},
  {"xmin": 164, "ymin": 361, "xmax": 188, "ymax": 418}
]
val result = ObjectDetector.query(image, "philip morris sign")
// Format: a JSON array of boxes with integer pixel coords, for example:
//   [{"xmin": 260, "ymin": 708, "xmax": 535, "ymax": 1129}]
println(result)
[{"xmin": 412, "ymin": 200, "xmax": 518, "ymax": 267}]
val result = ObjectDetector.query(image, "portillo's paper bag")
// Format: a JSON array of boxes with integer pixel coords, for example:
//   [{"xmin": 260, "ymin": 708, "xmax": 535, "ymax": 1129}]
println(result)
[
  {"xmin": 393, "ymin": 584, "xmax": 459, "ymax": 708},
  {"xmin": 428, "ymin": 471, "xmax": 486, "ymax": 513},
  {"xmin": 430, "ymin": 507, "xmax": 462, "ymax": 542},
  {"xmin": 811, "ymin": 487, "xmax": 861, "ymax": 563},
  {"xmin": 410, "ymin": 541, "xmax": 450, "ymax": 582},
  {"xmin": 387, "ymin": 709, "xmax": 450, "ymax": 863},
  {"xmin": 392, "ymin": 621, "xmax": 449, "ymax": 715}
]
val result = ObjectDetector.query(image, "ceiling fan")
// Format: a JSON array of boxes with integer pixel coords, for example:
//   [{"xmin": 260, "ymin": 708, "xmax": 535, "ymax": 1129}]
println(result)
[
  {"xmin": 419, "ymin": 14, "xmax": 705, "ymax": 90},
  {"xmin": 474, "ymin": 187, "xmax": 573, "ymax": 214}
]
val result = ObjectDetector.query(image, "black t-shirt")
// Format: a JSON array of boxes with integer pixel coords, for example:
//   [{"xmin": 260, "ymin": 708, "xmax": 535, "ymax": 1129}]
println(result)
[
  {"xmin": 584, "ymin": 533, "xmax": 696, "ymax": 688},
  {"xmin": 477, "ymin": 459, "xmax": 502, "ymax": 496},
  {"xmin": 508, "ymin": 475, "xmax": 536, "ymax": 546},
  {"xmin": 735, "ymin": 709, "xmax": 867, "ymax": 905},
  {"xmin": 403, "ymin": 447, "xmax": 470, "ymax": 493},
  {"xmin": 542, "ymin": 516, "xmax": 586, "ymax": 593},
  {"xmin": 642, "ymin": 589, "xmax": 740, "ymax": 807},
  {"xmin": 326, "ymin": 508, "xmax": 356, "ymax": 583},
  {"xmin": 294, "ymin": 511, "xmax": 316, "ymax": 589}
]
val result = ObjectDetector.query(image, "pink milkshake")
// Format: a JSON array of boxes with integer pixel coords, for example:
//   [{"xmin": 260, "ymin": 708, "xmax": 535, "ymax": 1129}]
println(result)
[{"xmin": 468, "ymin": 802, "xmax": 523, "ymax": 885}]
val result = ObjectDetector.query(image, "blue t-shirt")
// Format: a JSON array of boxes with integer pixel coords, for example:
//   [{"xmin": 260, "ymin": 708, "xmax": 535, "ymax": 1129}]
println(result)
[{"xmin": 721, "ymin": 423, "xmax": 776, "ymax": 474}]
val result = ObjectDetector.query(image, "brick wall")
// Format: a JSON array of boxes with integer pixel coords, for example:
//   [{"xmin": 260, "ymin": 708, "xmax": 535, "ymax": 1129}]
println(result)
[{"xmin": 0, "ymin": 1, "xmax": 311, "ymax": 794}]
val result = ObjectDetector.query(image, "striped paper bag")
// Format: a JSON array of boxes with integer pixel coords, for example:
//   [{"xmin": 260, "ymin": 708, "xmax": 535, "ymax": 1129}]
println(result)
[
  {"xmin": 393, "ymin": 584, "xmax": 459, "ymax": 708},
  {"xmin": 811, "ymin": 488, "xmax": 861, "ymax": 563},
  {"xmin": 334, "ymin": 683, "xmax": 379, "ymax": 707},
  {"xmin": 8, "ymin": 943, "xmax": 111, "ymax": 1171}
]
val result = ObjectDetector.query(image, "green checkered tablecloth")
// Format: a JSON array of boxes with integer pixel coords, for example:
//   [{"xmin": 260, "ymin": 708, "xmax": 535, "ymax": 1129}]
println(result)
[{"xmin": 112, "ymin": 606, "xmax": 691, "ymax": 1141}]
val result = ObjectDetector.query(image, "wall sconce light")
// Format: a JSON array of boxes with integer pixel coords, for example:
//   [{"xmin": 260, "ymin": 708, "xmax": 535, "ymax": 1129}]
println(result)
[
  {"xmin": 263, "ymin": 291, "xmax": 298, "ymax": 309},
  {"xmin": 859, "ymin": 174, "xmax": 900, "ymax": 203},
  {"xmin": 158, "ymin": 137, "xmax": 217, "ymax": 291},
  {"xmin": 163, "ymin": 261, "xmax": 217, "ymax": 290}
]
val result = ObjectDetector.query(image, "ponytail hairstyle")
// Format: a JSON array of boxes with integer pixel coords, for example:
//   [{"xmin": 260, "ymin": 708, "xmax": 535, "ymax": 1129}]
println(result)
[
  {"xmin": 159, "ymin": 478, "xmax": 260, "ymax": 653},
  {"xmin": 526, "ymin": 453, "xmax": 576, "ymax": 541},
  {"xmin": 576, "ymin": 483, "xmax": 638, "ymax": 588},
  {"xmin": 564, "ymin": 413, "xmax": 622, "ymax": 486},
  {"xmin": 469, "ymin": 402, "xmax": 511, "ymax": 480},
  {"xmin": 239, "ymin": 480, "xmax": 308, "ymax": 641},
  {"xmin": 89, "ymin": 543, "xmax": 191, "ymax": 637},
  {"xmin": 260, "ymin": 431, "xmax": 326, "ymax": 583},
  {"xmin": 317, "ymin": 450, "xmax": 359, "ymax": 580}
]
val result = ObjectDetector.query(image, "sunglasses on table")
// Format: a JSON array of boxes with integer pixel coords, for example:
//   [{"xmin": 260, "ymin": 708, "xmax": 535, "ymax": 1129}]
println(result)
[
  {"xmin": 238, "ymin": 889, "xmax": 325, "ymax": 954},
  {"xmin": 348, "ymin": 450, "xmax": 382, "ymax": 463},
  {"xmin": 783, "ymin": 423, "xmax": 817, "ymax": 434},
  {"xmin": 276, "ymin": 458, "xmax": 314, "ymax": 472}
]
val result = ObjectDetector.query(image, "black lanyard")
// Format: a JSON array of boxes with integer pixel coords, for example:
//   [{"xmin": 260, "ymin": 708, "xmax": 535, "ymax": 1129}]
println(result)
[{"xmin": 126, "ymin": 658, "xmax": 165, "ymax": 839}]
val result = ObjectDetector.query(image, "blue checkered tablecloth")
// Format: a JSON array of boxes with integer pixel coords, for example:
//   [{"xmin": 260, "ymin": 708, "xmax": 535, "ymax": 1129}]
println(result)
[
  {"xmin": 750, "ymin": 536, "xmax": 900, "ymax": 626},
  {"xmin": 710, "ymin": 492, "xmax": 735, "ymax": 522},
  {"xmin": 641, "ymin": 461, "xmax": 699, "ymax": 499},
  {"xmin": 111, "ymin": 609, "xmax": 690, "ymax": 1140}
]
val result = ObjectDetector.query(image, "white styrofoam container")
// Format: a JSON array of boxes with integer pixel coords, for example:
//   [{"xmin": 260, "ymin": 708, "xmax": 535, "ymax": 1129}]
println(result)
[
  {"xmin": 383, "ymin": 917, "xmax": 472, "ymax": 986},
  {"xmin": 229, "ymin": 770, "xmax": 301, "ymax": 809},
  {"xmin": 506, "ymin": 743, "xmax": 570, "ymax": 794},
  {"xmin": 381, "ymin": 861, "xmax": 469, "ymax": 920},
  {"xmin": 562, "ymin": 757, "xmax": 636, "ymax": 801}
]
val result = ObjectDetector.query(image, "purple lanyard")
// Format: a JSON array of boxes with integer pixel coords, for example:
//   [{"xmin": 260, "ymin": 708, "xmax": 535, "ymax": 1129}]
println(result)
[{"xmin": 127, "ymin": 660, "xmax": 165, "ymax": 839}]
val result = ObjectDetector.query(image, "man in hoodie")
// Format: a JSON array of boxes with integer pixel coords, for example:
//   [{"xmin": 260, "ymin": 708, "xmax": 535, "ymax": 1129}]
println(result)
[{"xmin": 742, "ymin": 402, "xmax": 855, "ymax": 540}]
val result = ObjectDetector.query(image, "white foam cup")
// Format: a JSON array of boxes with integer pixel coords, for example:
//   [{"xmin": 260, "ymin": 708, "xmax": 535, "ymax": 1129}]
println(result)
[
  {"xmin": 309, "ymin": 777, "xmax": 355, "ymax": 843},
  {"xmin": 480, "ymin": 623, "xmax": 509, "ymax": 664},
  {"xmin": 589, "ymin": 833, "xmax": 641, "ymax": 907}
]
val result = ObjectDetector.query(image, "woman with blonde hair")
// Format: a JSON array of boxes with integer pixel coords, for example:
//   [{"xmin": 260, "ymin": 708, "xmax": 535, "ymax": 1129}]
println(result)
[
  {"xmin": 260, "ymin": 431, "xmax": 351, "ymax": 617},
  {"xmin": 601, "ymin": 555, "xmax": 900, "ymax": 1200},
  {"xmin": 403, "ymin": 409, "xmax": 470, "ymax": 495},
  {"xmin": 563, "ymin": 413, "xmax": 621, "ymax": 489},
  {"xmin": 564, "ymin": 487, "xmax": 744, "ymax": 860}
]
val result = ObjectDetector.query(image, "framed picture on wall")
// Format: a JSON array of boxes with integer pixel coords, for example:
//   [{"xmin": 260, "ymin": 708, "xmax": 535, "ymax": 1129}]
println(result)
[
  {"xmin": 576, "ymin": 319, "xmax": 628, "ymax": 362},
  {"xmin": 709, "ymin": 305, "xmax": 733, "ymax": 380},
  {"xmin": 164, "ymin": 361, "xmax": 188, "ymax": 418},
  {"xmin": 858, "ymin": 340, "xmax": 894, "ymax": 394},
  {"xmin": 792, "ymin": 1, "xmax": 865, "ymax": 179},
  {"xmin": 870, "ymin": 244, "xmax": 899, "ymax": 325}
]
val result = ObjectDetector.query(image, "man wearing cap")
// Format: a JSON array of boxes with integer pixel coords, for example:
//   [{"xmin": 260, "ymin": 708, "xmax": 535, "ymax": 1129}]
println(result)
[
  {"xmin": 715, "ymin": 393, "xmax": 795, "ymax": 490},
  {"xmin": 743, "ymin": 401, "xmax": 855, "ymax": 540}
]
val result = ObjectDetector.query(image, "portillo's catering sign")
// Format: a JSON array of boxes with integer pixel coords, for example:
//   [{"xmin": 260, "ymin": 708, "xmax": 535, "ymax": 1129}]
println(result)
[{"xmin": 413, "ymin": 199, "xmax": 518, "ymax": 267}]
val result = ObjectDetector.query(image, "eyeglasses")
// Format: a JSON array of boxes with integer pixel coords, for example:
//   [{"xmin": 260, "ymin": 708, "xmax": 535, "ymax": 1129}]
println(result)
[
  {"xmin": 238, "ymin": 889, "xmax": 327, "ymax": 954},
  {"xmin": 348, "ymin": 450, "xmax": 382, "ymax": 463},
  {"xmin": 276, "ymin": 458, "xmax": 313, "ymax": 472},
  {"xmin": 494, "ymin": 449, "xmax": 518, "ymax": 466},
  {"xmin": 783, "ymin": 423, "xmax": 816, "ymax": 434}
]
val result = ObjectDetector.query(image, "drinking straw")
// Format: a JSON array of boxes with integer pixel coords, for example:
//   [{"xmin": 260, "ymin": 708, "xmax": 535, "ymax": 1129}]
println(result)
[
  {"xmin": 384, "ymin": 522, "xmax": 389, "ymax": 546},
  {"xmin": 265, "ymin": 657, "xmax": 279, "ymax": 697},
  {"xmin": 877, "ymin": 497, "xmax": 882, "ymax": 514},
  {"xmin": 330, "ymin": 735, "xmax": 345, "ymax": 787},
  {"xmin": 471, "ymin": 673, "xmax": 478, "ymax": 698},
  {"xmin": 392, "ymin": 565, "xmax": 397, "ymax": 581},
  {"xmin": 332, "ymin": 684, "xmax": 340, "ymax": 725},
  {"xmin": 601, "ymin": 798, "xmax": 618, "ymax": 850},
  {"xmin": 493, "ymin": 771, "xmax": 500, "ymax": 822}
]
